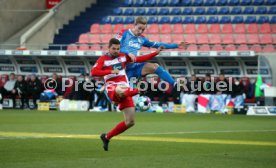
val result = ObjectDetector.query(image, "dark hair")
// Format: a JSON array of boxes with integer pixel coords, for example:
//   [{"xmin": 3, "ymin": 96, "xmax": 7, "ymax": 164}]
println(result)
[
  {"xmin": 108, "ymin": 38, "xmax": 120, "ymax": 48},
  {"xmin": 135, "ymin": 16, "xmax": 147, "ymax": 25}
]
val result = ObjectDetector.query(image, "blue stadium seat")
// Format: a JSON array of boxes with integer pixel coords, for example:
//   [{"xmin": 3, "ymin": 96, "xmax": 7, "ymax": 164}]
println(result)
[
  {"xmin": 145, "ymin": 0, "xmax": 156, "ymax": 6},
  {"xmin": 124, "ymin": 17, "xmax": 134, "ymax": 24},
  {"xmin": 245, "ymin": 16, "xmax": 257, "ymax": 23},
  {"xmin": 124, "ymin": 8, "xmax": 134, "ymax": 15},
  {"xmin": 171, "ymin": 16, "xmax": 182, "ymax": 23},
  {"xmin": 157, "ymin": 0, "xmax": 168, "ymax": 6},
  {"xmin": 216, "ymin": 0, "xmax": 228, "ymax": 6},
  {"xmin": 113, "ymin": 8, "xmax": 122, "ymax": 15},
  {"xmin": 268, "ymin": 7, "xmax": 276, "ymax": 14},
  {"xmin": 135, "ymin": 8, "xmax": 145, "ymax": 15},
  {"xmin": 159, "ymin": 8, "xmax": 170, "ymax": 15},
  {"xmin": 169, "ymin": 0, "xmax": 180, "ymax": 6},
  {"xmin": 256, "ymin": 7, "xmax": 267, "ymax": 14},
  {"xmin": 220, "ymin": 16, "xmax": 231, "ymax": 23},
  {"xmin": 195, "ymin": 16, "xmax": 206, "ymax": 24},
  {"xmin": 204, "ymin": 0, "xmax": 216, "ymax": 6},
  {"xmin": 180, "ymin": 0, "xmax": 192, "ymax": 6},
  {"xmin": 207, "ymin": 16, "xmax": 219, "ymax": 23},
  {"xmin": 194, "ymin": 8, "xmax": 205, "ymax": 15},
  {"xmin": 112, "ymin": 17, "xmax": 123, "ymax": 24},
  {"xmin": 231, "ymin": 7, "xmax": 242, "ymax": 14},
  {"xmin": 134, "ymin": 0, "xmax": 144, "ymax": 6},
  {"xmin": 270, "ymin": 16, "xmax": 276, "ymax": 23},
  {"xmin": 218, "ymin": 7, "xmax": 230, "ymax": 15},
  {"xmin": 102, "ymin": 16, "xmax": 111, "ymax": 24},
  {"xmin": 148, "ymin": 16, "xmax": 158, "ymax": 24},
  {"xmin": 206, "ymin": 7, "xmax": 217, "ymax": 15},
  {"xmin": 257, "ymin": 16, "xmax": 269, "ymax": 24},
  {"xmin": 228, "ymin": 0, "xmax": 240, "ymax": 5},
  {"xmin": 233, "ymin": 16, "xmax": 244, "ymax": 23},
  {"xmin": 170, "ymin": 8, "xmax": 182, "ymax": 15},
  {"xmin": 253, "ymin": 0, "xmax": 264, "ymax": 5},
  {"xmin": 159, "ymin": 16, "xmax": 170, "ymax": 24},
  {"xmin": 183, "ymin": 16, "xmax": 194, "ymax": 23},
  {"xmin": 241, "ymin": 0, "xmax": 252, "ymax": 5},
  {"xmin": 124, "ymin": 0, "xmax": 133, "ymax": 6},
  {"xmin": 266, "ymin": 0, "xmax": 276, "ymax": 5},
  {"xmin": 193, "ymin": 0, "xmax": 203, "ymax": 6},
  {"xmin": 243, "ymin": 7, "xmax": 255, "ymax": 14},
  {"xmin": 183, "ymin": 8, "xmax": 193, "ymax": 15},
  {"xmin": 147, "ymin": 8, "xmax": 157, "ymax": 15}
]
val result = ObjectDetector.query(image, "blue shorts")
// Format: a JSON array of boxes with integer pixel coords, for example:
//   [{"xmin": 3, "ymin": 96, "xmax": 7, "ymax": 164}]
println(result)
[{"xmin": 126, "ymin": 62, "xmax": 146, "ymax": 79}]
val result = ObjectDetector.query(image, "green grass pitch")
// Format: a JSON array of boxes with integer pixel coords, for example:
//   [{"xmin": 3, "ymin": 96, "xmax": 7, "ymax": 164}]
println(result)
[{"xmin": 0, "ymin": 110, "xmax": 276, "ymax": 168}]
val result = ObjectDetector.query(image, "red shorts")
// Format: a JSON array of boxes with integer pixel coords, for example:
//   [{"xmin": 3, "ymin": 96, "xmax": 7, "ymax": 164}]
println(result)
[{"xmin": 106, "ymin": 84, "xmax": 135, "ymax": 111}]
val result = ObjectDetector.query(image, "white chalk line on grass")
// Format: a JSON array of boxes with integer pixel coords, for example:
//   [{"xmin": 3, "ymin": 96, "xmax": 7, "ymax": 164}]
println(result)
[
  {"xmin": 0, "ymin": 130, "xmax": 276, "ymax": 146},
  {"xmin": 125, "ymin": 129, "xmax": 276, "ymax": 136}
]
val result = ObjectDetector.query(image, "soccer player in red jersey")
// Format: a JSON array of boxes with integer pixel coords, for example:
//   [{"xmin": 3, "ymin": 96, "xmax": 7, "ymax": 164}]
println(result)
[{"xmin": 91, "ymin": 38, "xmax": 163, "ymax": 151}]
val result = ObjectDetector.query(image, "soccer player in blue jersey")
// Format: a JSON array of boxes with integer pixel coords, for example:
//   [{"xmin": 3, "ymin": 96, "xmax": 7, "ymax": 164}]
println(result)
[{"xmin": 116, "ymin": 16, "xmax": 186, "ymax": 89}]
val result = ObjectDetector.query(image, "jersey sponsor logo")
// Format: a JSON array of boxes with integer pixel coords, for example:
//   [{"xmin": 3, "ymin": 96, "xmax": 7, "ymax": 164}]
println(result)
[
  {"xmin": 112, "ymin": 63, "xmax": 123, "ymax": 71},
  {"xmin": 128, "ymin": 41, "xmax": 141, "ymax": 49}
]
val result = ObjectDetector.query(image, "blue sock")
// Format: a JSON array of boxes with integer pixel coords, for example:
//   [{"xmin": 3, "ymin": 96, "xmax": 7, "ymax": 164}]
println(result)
[{"xmin": 155, "ymin": 66, "xmax": 175, "ymax": 85}]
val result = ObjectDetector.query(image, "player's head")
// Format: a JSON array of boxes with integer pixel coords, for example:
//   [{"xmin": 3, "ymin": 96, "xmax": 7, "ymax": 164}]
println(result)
[
  {"xmin": 133, "ymin": 16, "xmax": 147, "ymax": 36},
  {"xmin": 108, "ymin": 38, "xmax": 120, "ymax": 57}
]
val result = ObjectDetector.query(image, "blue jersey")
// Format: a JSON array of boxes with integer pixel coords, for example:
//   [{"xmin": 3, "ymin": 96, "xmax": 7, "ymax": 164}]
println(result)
[{"xmin": 116, "ymin": 29, "xmax": 178, "ymax": 56}]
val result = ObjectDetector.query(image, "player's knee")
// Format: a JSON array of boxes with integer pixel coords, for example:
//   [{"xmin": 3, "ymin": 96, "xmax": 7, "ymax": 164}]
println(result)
[
  {"xmin": 125, "ymin": 120, "xmax": 135, "ymax": 127},
  {"xmin": 148, "ymin": 63, "xmax": 159, "ymax": 73}
]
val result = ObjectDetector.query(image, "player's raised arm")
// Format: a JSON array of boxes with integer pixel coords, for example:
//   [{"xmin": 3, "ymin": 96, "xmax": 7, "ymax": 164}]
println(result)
[
  {"xmin": 143, "ymin": 37, "xmax": 187, "ymax": 49},
  {"xmin": 132, "ymin": 46, "xmax": 164, "ymax": 63}
]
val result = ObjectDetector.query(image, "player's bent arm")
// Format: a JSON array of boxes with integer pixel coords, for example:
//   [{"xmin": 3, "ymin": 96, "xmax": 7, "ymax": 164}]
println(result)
[
  {"xmin": 134, "ymin": 52, "xmax": 159, "ymax": 63},
  {"xmin": 91, "ymin": 57, "xmax": 112, "ymax": 77}
]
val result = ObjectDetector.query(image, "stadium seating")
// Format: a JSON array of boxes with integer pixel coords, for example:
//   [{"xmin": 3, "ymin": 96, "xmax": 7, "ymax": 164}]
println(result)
[
  {"xmin": 260, "ymin": 34, "xmax": 273, "ymax": 44},
  {"xmin": 160, "ymin": 24, "xmax": 172, "ymax": 34},
  {"xmin": 172, "ymin": 35, "xmax": 184, "ymax": 43},
  {"xmin": 101, "ymin": 24, "xmax": 112, "ymax": 34},
  {"xmin": 172, "ymin": 24, "xmax": 184, "ymax": 34},
  {"xmin": 78, "ymin": 34, "xmax": 90, "ymax": 44},
  {"xmin": 209, "ymin": 34, "xmax": 221, "ymax": 45},
  {"xmin": 197, "ymin": 24, "xmax": 208, "ymax": 34},
  {"xmin": 234, "ymin": 24, "xmax": 246, "ymax": 34},
  {"xmin": 197, "ymin": 34, "xmax": 209, "ymax": 44},
  {"xmin": 184, "ymin": 24, "xmax": 196, "ymax": 34},
  {"xmin": 251, "ymin": 44, "xmax": 262, "ymax": 52},
  {"xmin": 113, "ymin": 24, "xmax": 124, "ymax": 33},
  {"xmin": 222, "ymin": 34, "xmax": 235, "ymax": 44},
  {"xmin": 54, "ymin": 0, "xmax": 276, "ymax": 54},
  {"xmin": 90, "ymin": 34, "xmax": 101, "ymax": 44},
  {"xmin": 212, "ymin": 44, "xmax": 224, "ymax": 51}
]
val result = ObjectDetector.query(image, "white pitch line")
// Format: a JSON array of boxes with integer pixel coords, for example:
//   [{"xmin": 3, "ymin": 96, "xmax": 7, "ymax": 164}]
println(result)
[{"xmin": 124, "ymin": 130, "xmax": 276, "ymax": 136}]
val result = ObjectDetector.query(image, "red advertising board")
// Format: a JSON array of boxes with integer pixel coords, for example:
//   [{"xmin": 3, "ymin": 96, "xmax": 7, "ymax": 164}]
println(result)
[{"xmin": 46, "ymin": 0, "xmax": 62, "ymax": 9}]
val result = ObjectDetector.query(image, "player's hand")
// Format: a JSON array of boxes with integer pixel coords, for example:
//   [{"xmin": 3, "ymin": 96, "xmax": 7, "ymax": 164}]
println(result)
[
  {"xmin": 156, "ymin": 46, "xmax": 165, "ymax": 54},
  {"xmin": 111, "ymin": 69, "xmax": 120, "ymax": 74},
  {"xmin": 128, "ymin": 53, "xmax": 136, "ymax": 62},
  {"xmin": 178, "ymin": 41, "xmax": 188, "ymax": 49}
]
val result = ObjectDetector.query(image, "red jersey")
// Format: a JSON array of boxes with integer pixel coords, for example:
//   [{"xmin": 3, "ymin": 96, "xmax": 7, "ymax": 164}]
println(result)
[{"xmin": 91, "ymin": 52, "xmax": 158, "ymax": 86}]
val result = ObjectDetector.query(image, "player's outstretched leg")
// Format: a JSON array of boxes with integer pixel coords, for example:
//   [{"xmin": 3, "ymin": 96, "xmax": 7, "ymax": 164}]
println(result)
[{"xmin": 142, "ymin": 63, "xmax": 176, "ymax": 86}]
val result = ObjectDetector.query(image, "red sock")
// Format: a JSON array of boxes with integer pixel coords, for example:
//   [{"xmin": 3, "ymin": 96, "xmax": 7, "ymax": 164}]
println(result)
[
  {"xmin": 106, "ymin": 121, "xmax": 129, "ymax": 140},
  {"xmin": 123, "ymin": 88, "xmax": 139, "ymax": 97}
]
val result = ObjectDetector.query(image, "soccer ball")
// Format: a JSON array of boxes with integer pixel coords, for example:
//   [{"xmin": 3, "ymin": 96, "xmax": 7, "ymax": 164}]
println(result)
[{"xmin": 136, "ymin": 96, "xmax": 151, "ymax": 111}]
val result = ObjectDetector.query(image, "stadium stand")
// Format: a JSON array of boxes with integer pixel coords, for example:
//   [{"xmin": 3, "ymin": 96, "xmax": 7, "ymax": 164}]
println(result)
[{"xmin": 47, "ymin": 0, "xmax": 275, "ymax": 53}]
